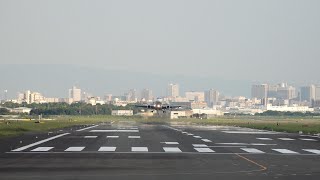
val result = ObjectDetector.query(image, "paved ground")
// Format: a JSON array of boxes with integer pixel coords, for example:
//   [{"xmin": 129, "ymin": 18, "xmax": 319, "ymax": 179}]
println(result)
[{"xmin": 0, "ymin": 120, "xmax": 320, "ymax": 180}]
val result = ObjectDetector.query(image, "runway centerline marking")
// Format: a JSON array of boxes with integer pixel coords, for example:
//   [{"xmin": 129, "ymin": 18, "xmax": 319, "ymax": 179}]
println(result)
[
  {"xmin": 128, "ymin": 136, "xmax": 141, "ymax": 139},
  {"xmin": 65, "ymin": 147, "xmax": 85, "ymax": 152},
  {"xmin": 84, "ymin": 136, "xmax": 97, "ymax": 138},
  {"xmin": 107, "ymin": 136, "xmax": 119, "ymax": 138},
  {"xmin": 90, "ymin": 130, "xmax": 139, "ymax": 133},
  {"xmin": 76, "ymin": 125, "xmax": 99, "ymax": 132},
  {"xmin": 163, "ymin": 147, "xmax": 182, "ymax": 152},
  {"xmin": 98, "ymin": 147, "xmax": 116, "ymax": 152},
  {"xmin": 299, "ymin": 138, "xmax": 317, "ymax": 141},
  {"xmin": 241, "ymin": 148, "xmax": 265, "ymax": 154},
  {"xmin": 201, "ymin": 139, "xmax": 212, "ymax": 142},
  {"xmin": 278, "ymin": 138, "xmax": 295, "ymax": 141},
  {"xmin": 222, "ymin": 131, "xmax": 279, "ymax": 134},
  {"xmin": 193, "ymin": 144, "xmax": 208, "ymax": 147},
  {"xmin": 11, "ymin": 133, "xmax": 70, "ymax": 152},
  {"xmin": 31, "ymin": 147, "xmax": 54, "ymax": 152},
  {"xmin": 132, "ymin": 147, "xmax": 148, "ymax": 152},
  {"xmin": 256, "ymin": 138, "xmax": 273, "ymax": 140}
]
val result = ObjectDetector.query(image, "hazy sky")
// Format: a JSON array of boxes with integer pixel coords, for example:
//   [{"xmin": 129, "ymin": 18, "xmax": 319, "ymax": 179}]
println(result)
[{"xmin": 1, "ymin": 0, "xmax": 320, "ymax": 83}]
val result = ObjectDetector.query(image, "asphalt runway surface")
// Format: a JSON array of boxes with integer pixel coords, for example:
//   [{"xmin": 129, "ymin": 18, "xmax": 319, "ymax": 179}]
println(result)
[{"xmin": 1, "ymin": 120, "xmax": 320, "ymax": 180}]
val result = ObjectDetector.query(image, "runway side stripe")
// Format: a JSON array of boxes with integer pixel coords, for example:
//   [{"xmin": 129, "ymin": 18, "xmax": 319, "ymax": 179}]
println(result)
[
  {"xmin": 194, "ymin": 148, "xmax": 215, "ymax": 153},
  {"xmin": 302, "ymin": 149, "xmax": 320, "ymax": 154},
  {"xmin": 241, "ymin": 148, "xmax": 265, "ymax": 154},
  {"xmin": 31, "ymin": 147, "xmax": 54, "ymax": 152},
  {"xmin": 256, "ymin": 138, "xmax": 273, "ymax": 140},
  {"xmin": 11, "ymin": 133, "xmax": 70, "ymax": 152},
  {"xmin": 65, "ymin": 147, "xmax": 85, "ymax": 152},
  {"xmin": 272, "ymin": 149, "xmax": 299, "ymax": 154},
  {"xmin": 76, "ymin": 125, "xmax": 99, "ymax": 132},
  {"xmin": 193, "ymin": 144, "xmax": 208, "ymax": 147},
  {"xmin": 128, "ymin": 136, "xmax": 141, "ymax": 139},
  {"xmin": 161, "ymin": 142, "xmax": 179, "ymax": 145},
  {"xmin": 193, "ymin": 136, "xmax": 202, "ymax": 138},
  {"xmin": 84, "ymin": 136, "xmax": 97, "ymax": 138},
  {"xmin": 299, "ymin": 138, "xmax": 317, "ymax": 141},
  {"xmin": 106, "ymin": 136, "xmax": 119, "ymax": 138},
  {"xmin": 278, "ymin": 138, "xmax": 295, "ymax": 141}
]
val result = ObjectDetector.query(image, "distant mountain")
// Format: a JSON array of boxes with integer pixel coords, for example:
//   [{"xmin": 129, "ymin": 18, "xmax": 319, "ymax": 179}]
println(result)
[{"xmin": 0, "ymin": 64, "xmax": 251, "ymax": 99}]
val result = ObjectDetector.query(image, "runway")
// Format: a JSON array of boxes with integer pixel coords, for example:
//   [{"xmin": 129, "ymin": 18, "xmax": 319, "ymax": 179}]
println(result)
[{"xmin": 0, "ymin": 121, "xmax": 320, "ymax": 179}]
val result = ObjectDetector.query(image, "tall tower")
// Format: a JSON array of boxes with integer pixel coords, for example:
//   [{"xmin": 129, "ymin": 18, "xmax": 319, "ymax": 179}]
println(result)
[
  {"xmin": 251, "ymin": 84, "xmax": 268, "ymax": 105},
  {"xmin": 205, "ymin": 89, "xmax": 220, "ymax": 107},
  {"xmin": 141, "ymin": 88, "xmax": 153, "ymax": 102}
]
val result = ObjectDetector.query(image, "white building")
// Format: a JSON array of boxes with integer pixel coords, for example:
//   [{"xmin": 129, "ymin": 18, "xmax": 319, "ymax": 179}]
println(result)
[
  {"xmin": 169, "ymin": 111, "xmax": 186, "ymax": 119},
  {"xmin": 167, "ymin": 84, "xmax": 179, "ymax": 98},
  {"xmin": 265, "ymin": 105, "xmax": 314, "ymax": 112},
  {"xmin": 185, "ymin": 91, "xmax": 205, "ymax": 102},
  {"xmin": 69, "ymin": 86, "xmax": 81, "ymax": 102},
  {"xmin": 111, "ymin": 110, "xmax": 133, "ymax": 116},
  {"xmin": 192, "ymin": 108, "xmax": 224, "ymax": 117}
]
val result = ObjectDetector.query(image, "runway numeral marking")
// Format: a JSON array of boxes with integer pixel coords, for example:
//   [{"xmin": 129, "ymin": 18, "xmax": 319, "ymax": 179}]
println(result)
[
  {"xmin": 302, "ymin": 149, "xmax": 320, "ymax": 154},
  {"xmin": 65, "ymin": 147, "xmax": 85, "ymax": 152},
  {"xmin": 194, "ymin": 148, "xmax": 215, "ymax": 153},
  {"xmin": 272, "ymin": 149, "xmax": 299, "ymax": 154},
  {"xmin": 241, "ymin": 148, "xmax": 265, "ymax": 154},
  {"xmin": 98, "ymin": 147, "xmax": 116, "ymax": 152},
  {"xmin": 163, "ymin": 147, "xmax": 182, "ymax": 152},
  {"xmin": 131, "ymin": 147, "xmax": 148, "ymax": 152},
  {"xmin": 31, "ymin": 147, "xmax": 54, "ymax": 152}
]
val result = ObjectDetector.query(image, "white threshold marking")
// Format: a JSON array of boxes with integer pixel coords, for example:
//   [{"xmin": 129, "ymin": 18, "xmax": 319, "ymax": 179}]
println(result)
[
  {"xmin": 193, "ymin": 136, "xmax": 202, "ymax": 138},
  {"xmin": 31, "ymin": 147, "xmax": 54, "ymax": 152},
  {"xmin": 161, "ymin": 142, "xmax": 179, "ymax": 145},
  {"xmin": 216, "ymin": 143, "xmax": 276, "ymax": 146},
  {"xmin": 241, "ymin": 148, "xmax": 265, "ymax": 154},
  {"xmin": 90, "ymin": 130, "xmax": 139, "ymax": 133},
  {"xmin": 194, "ymin": 148, "xmax": 214, "ymax": 153},
  {"xmin": 107, "ymin": 136, "xmax": 119, "ymax": 138},
  {"xmin": 278, "ymin": 138, "xmax": 295, "ymax": 141},
  {"xmin": 98, "ymin": 147, "xmax": 116, "ymax": 152},
  {"xmin": 216, "ymin": 143, "xmax": 246, "ymax": 145},
  {"xmin": 84, "ymin": 136, "xmax": 97, "ymax": 138},
  {"xmin": 163, "ymin": 147, "xmax": 182, "ymax": 152},
  {"xmin": 182, "ymin": 132, "xmax": 188, "ymax": 134},
  {"xmin": 257, "ymin": 138, "xmax": 273, "ymax": 140},
  {"xmin": 11, "ymin": 133, "xmax": 70, "ymax": 152},
  {"xmin": 132, "ymin": 147, "xmax": 148, "ymax": 152},
  {"xmin": 302, "ymin": 149, "xmax": 320, "ymax": 154},
  {"xmin": 201, "ymin": 139, "xmax": 212, "ymax": 142},
  {"xmin": 300, "ymin": 138, "xmax": 317, "ymax": 141},
  {"xmin": 76, "ymin": 125, "xmax": 99, "ymax": 132},
  {"xmin": 187, "ymin": 133, "xmax": 194, "ymax": 136},
  {"xmin": 128, "ymin": 136, "xmax": 141, "ymax": 139},
  {"xmin": 193, "ymin": 144, "xmax": 208, "ymax": 147},
  {"xmin": 65, "ymin": 147, "xmax": 85, "ymax": 152},
  {"xmin": 222, "ymin": 131, "xmax": 278, "ymax": 134},
  {"xmin": 273, "ymin": 149, "xmax": 299, "ymax": 154}
]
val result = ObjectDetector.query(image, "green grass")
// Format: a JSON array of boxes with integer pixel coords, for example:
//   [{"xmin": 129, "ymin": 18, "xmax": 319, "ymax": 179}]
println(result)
[{"xmin": 1, "ymin": 115, "xmax": 320, "ymax": 138}]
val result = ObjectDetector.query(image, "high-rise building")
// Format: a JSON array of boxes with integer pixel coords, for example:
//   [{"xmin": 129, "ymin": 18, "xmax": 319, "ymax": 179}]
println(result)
[
  {"xmin": 141, "ymin": 88, "xmax": 153, "ymax": 102},
  {"xmin": 251, "ymin": 84, "xmax": 268, "ymax": 99},
  {"xmin": 277, "ymin": 86, "xmax": 296, "ymax": 100},
  {"xmin": 205, "ymin": 89, "xmax": 219, "ymax": 107},
  {"xmin": 300, "ymin": 85, "xmax": 316, "ymax": 102},
  {"xmin": 185, "ymin": 91, "xmax": 205, "ymax": 102},
  {"xmin": 127, "ymin": 89, "xmax": 137, "ymax": 102},
  {"xmin": 69, "ymin": 86, "xmax": 82, "ymax": 102},
  {"xmin": 315, "ymin": 85, "xmax": 320, "ymax": 100},
  {"xmin": 167, "ymin": 84, "xmax": 179, "ymax": 98}
]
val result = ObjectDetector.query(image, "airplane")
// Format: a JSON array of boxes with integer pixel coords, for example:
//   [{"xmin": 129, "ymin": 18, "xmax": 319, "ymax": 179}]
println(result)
[{"xmin": 135, "ymin": 100, "xmax": 182, "ymax": 113}]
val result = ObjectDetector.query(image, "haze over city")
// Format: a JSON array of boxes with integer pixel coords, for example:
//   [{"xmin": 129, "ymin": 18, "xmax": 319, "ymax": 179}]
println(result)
[{"xmin": 1, "ymin": 0, "xmax": 320, "ymax": 98}]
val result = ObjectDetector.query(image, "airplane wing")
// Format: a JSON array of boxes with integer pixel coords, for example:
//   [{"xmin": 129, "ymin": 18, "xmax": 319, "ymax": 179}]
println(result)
[{"xmin": 135, "ymin": 104, "xmax": 152, "ymax": 108}]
